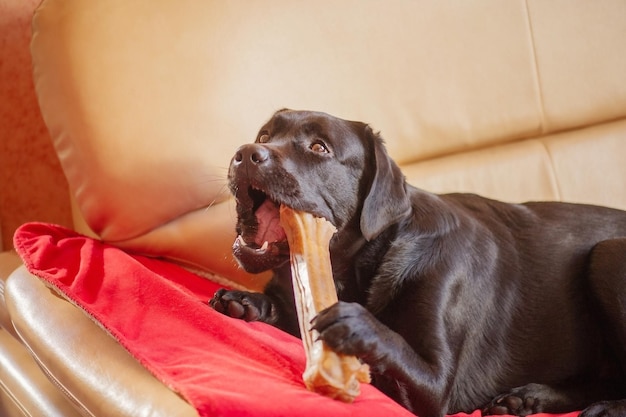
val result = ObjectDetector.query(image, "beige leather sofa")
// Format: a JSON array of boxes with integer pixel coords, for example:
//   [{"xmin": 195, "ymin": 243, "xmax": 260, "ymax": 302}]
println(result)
[{"xmin": 1, "ymin": 0, "xmax": 626, "ymax": 415}]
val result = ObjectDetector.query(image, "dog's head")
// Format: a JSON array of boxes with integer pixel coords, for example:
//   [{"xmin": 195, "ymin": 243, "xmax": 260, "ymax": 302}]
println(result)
[{"xmin": 228, "ymin": 109, "xmax": 411, "ymax": 273}]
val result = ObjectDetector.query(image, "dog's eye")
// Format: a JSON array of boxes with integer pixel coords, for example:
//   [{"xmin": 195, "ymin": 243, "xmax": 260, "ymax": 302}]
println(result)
[
  {"xmin": 258, "ymin": 134, "xmax": 270, "ymax": 143},
  {"xmin": 310, "ymin": 141, "xmax": 329, "ymax": 154}
]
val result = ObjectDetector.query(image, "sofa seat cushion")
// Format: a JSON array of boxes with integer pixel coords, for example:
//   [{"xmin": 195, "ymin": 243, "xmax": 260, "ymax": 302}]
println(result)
[
  {"xmin": 9, "ymin": 222, "xmax": 590, "ymax": 417},
  {"xmin": 10, "ymin": 222, "xmax": 417, "ymax": 417}
]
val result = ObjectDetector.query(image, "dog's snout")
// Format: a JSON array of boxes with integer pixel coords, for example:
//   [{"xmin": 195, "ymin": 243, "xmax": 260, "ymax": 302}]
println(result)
[{"xmin": 234, "ymin": 144, "xmax": 270, "ymax": 166}]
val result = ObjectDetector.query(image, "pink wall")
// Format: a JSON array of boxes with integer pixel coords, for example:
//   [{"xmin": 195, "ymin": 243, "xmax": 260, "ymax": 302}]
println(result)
[{"xmin": 0, "ymin": 0, "xmax": 72, "ymax": 250}]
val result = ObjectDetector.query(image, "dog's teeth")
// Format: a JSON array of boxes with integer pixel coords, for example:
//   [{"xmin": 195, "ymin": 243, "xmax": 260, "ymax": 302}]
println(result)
[
  {"xmin": 259, "ymin": 241, "xmax": 269, "ymax": 252},
  {"xmin": 236, "ymin": 235, "xmax": 247, "ymax": 246}
]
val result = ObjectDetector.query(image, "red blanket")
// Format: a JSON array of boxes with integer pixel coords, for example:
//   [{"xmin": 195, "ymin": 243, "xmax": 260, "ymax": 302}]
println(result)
[{"xmin": 14, "ymin": 223, "xmax": 580, "ymax": 417}]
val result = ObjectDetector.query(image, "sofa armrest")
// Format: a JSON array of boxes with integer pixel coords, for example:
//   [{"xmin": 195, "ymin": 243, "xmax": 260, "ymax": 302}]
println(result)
[
  {"xmin": 5, "ymin": 266, "xmax": 198, "ymax": 417},
  {"xmin": 0, "ymin": 328, "xmax": 82, "ymax": 417},
  {"xmin": 0, "ymin": 251, "xmax": 23, "ymax": 335}
]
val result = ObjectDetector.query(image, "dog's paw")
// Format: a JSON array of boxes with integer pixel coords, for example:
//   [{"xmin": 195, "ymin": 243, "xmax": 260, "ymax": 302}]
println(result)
[
  {"xmin": 311, "ymin": 301, "xmax": 385, "ymax": 360},
  {"xmin": 483, "ymin": 384, "xmax": 549, "ymax": 416},
  {"xmin": 484, "ymin": 393, "xmax": 536, "ymax": 416},
  {"xmin": 209, "ymin": 289, "xmax": 276, "ymax": 323},
  {"xmin": 580, "ymin": 400, "xmax": 626, "ymax": 417}
]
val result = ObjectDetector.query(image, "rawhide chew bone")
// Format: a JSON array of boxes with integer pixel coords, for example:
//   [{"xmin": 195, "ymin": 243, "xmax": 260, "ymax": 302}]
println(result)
[{"xmin": 279, "ymin": 205, "xmax": 370, "ymax": 402}]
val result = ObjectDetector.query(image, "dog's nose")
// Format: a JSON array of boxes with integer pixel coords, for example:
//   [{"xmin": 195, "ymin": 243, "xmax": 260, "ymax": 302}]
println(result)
[{"xmin": 233, "ymin": 144, "xmax": 270, "ymax": 165}]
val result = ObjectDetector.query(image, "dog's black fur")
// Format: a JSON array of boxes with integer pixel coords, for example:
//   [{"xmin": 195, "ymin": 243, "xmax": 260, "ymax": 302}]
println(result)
[{"xmin": 210, "ymin": 109, "xmax": 626, "ymax": 417}]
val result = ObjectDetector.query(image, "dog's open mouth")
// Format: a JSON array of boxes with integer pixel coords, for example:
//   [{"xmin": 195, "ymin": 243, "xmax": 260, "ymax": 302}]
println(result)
[{"xmin": 233, "ymin": 187, "xmax": 291, "ymax": 273}]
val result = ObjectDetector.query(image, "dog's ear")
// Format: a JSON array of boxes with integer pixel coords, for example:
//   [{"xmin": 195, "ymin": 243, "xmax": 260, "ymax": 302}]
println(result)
[{"xmin": 360, "ymin": 126, "xmax": 411, "ymax": 241}]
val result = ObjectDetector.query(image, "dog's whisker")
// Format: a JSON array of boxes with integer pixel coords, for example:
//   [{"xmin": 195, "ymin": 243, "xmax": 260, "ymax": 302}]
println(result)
[{"xmin": 202, "ymin": 185, "xmax": 230, "ymax": 212}]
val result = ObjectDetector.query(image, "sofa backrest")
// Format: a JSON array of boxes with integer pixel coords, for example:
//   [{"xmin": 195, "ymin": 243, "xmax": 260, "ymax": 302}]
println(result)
[{"xmin": 31, "ymin": 0, "xmax": 626, "ymax": 288}]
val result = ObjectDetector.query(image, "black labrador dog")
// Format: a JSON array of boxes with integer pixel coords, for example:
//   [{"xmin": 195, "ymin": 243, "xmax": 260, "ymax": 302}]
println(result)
[{"xmin": 211, "ymin": 109, "xmax": 626, "ymax": 417}]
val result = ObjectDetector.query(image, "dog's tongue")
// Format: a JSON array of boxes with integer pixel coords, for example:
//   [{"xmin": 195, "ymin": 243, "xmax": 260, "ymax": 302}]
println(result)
[{"xmin": 254, "ymin": 199, "xmax": 287, "ymax": 246}]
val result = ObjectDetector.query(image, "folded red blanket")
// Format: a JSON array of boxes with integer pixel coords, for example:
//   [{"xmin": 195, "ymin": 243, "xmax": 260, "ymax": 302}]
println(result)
[{"xmin": 13, "ymin": 223, "xmax": 580, "ymax": 417}]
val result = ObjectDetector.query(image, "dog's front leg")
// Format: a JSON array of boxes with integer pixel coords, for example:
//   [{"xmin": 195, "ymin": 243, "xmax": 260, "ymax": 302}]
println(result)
[{"xmin": 312, "ymin": 301, "xmax": 449, "ymax": 417}]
